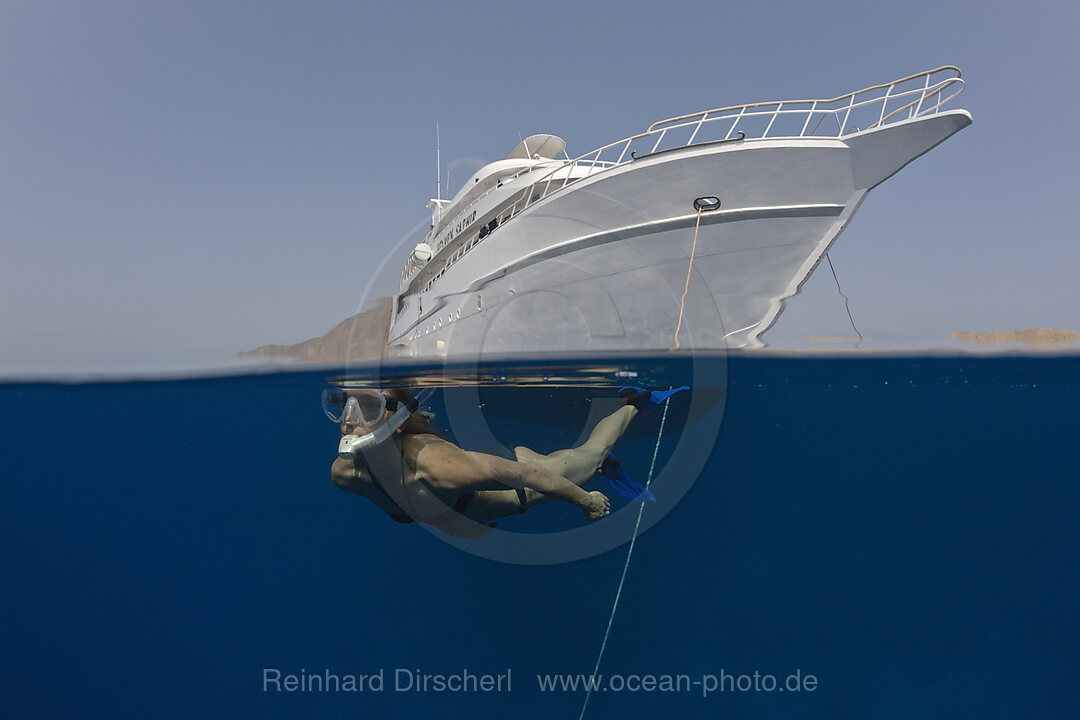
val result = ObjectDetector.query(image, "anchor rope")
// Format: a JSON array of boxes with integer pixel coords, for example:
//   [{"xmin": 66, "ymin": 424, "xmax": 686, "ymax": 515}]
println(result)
[
  {"xmin": 672, "ymin": 208, "xmax": 704, "ymax": 350},
  {"xmin": 578, "ymin": 396, "xmax": 672, "ymax": 720},
  {"xmin": 825, "ymin": 252, "xmax": 863, "ymax": 346}
]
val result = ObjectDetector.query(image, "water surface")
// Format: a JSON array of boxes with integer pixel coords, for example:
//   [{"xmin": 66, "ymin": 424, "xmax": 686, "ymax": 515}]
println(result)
[{"xmin": 1, "ymin": 354, "xmax": 1077, "ymax": 718}]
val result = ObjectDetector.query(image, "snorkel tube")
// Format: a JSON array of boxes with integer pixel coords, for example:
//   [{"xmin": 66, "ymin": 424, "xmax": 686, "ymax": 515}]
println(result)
[{"xmin": 337, "ymin": 396, "xmax": 419, "ymax": 459}]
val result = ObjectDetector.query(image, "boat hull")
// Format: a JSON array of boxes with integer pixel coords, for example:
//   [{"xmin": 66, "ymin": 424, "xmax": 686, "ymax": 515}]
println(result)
[{"xmin": 387, "ymin": 111, "xmax": 971, "ymax": 358}]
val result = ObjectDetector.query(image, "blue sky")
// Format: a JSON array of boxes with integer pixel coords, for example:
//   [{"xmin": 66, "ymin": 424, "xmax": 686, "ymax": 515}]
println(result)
[{"xmin": 2, "ymin": 0, "xmax": 1077, "ymax": 372}]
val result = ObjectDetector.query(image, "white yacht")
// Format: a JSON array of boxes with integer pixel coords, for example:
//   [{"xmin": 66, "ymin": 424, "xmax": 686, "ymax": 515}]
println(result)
[{"xmin": 386, "ymin": 67, "xmax": 971, "ymax": 358}]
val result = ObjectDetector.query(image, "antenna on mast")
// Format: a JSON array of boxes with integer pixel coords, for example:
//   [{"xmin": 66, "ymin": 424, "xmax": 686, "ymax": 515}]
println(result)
[{"xmin": 436, "ymin": 122, "xmax": 442, "ymax": 222}]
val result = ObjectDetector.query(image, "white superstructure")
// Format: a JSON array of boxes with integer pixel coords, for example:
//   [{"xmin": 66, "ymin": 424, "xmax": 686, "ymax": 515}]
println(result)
[{"xmin": 387, "ymin": 67, "xmax": 971, "ymax": 358}]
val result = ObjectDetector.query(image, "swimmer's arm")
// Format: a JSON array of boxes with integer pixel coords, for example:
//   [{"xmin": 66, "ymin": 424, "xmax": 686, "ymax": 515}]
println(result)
[
  {"xmin": 330, "ymin": 456, "xmax": 401, "ymax": 516},
  {"xmin": 331, "ymin": 456, "xmax": 364, "ymax": 493}
]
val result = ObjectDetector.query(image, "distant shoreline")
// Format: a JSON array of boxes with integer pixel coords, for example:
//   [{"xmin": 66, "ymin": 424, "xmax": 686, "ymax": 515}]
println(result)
[
  {"xmin": 951, "ymin": 328, "xmax": 1080, "ymax": 346},
  {"xmin": 238, "ymin": 313, "xmax": 1080, "ymax": 364}
]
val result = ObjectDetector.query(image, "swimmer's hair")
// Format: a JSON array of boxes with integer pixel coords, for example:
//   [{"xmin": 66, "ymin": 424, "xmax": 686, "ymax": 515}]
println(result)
[
  {"xmin": 392, "ymin": 387, "xmax": 440, "ymax": 436},
  {"xmin": 387, "ymin": 387, "xmax": 412, "ymax": 404}
]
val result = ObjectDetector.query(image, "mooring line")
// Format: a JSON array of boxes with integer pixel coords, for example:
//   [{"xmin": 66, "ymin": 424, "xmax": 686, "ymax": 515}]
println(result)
[
  {"xmin": 825, "ymin": 252, "xmax": 863, "ymax": 346},
  {"xmin": 578, "ymin": 396, "xmax": 672, "ymax": 720},
  {"xmin": 673, "ymin": 208, "xmax": 704, "ymax": 350}
]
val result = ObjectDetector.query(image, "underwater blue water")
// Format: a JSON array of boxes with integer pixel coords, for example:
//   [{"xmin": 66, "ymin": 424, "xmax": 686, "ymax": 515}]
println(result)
[{"xmin": 2, "ymin": 355, "xmax": 1078, "ymax": 718}]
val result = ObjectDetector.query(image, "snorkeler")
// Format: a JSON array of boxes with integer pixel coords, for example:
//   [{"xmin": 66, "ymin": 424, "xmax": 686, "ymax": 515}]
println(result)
[{"xmin": 325, "ymin": 386, "xmax": 685, "ymax": 538}]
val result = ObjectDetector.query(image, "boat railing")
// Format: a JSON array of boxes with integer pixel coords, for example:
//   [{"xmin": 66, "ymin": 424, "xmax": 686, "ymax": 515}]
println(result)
[
  {"xmin": 420, "ymin": 157, "xmax": 618, "ymax": 258},
  {"xmin": 503, "ymin": 66, "xmax": 964, "ymax": 219}
]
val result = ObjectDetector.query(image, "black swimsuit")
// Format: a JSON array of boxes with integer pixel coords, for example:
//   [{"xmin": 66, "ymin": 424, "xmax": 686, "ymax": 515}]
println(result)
[{"xmin": 382, "ymin": 490, "xmax": 476, "ymax": 525}]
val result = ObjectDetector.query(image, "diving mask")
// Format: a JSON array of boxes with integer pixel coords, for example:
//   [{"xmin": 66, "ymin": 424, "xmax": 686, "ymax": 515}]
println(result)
[
  {"xmin": 324, "ymin": 388, "xmax": 420, "ymax": 459},
  {"xmin": 322, "ymin": 389, "xmax": 400, "ymax": 427}
]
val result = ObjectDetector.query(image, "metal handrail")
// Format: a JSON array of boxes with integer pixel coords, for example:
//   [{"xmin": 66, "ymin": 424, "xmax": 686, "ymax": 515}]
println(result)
[
  {"xmin": 424, "ymin": 157, "xmax": 618, "ymax": 248},
  {"xmin": 646, "ymin": 66, "xmax": 961, "ymax": 132},
  {"xmin": 508, "ymin": 66, "xmax": 964, "ymax": 216}
]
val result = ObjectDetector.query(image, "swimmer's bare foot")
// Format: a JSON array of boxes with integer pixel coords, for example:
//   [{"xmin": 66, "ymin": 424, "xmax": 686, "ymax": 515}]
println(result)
[{"xmin": 581, "ymin": 490, "xmax": 610, "ymax": 521}]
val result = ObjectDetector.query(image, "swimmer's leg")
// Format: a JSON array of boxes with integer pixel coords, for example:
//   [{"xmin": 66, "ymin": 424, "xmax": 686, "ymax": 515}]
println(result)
[
  {"xmin": 426, "ymin": 444, "xmax": 609, "ymax": 520},
  {"xmin": 462, "ymin": 479, "xmax": 599, "ymax": 524},
  {"xmin": 434, "ymin": 405, "xmax": 641, "ymax": 527},
  {"xmin": 439, "ymin": 484, "xmax": 584, "ymax": 536},
  {"xmin": 514, "ymin": 404, "xmax": 638, "ymax": 486}
]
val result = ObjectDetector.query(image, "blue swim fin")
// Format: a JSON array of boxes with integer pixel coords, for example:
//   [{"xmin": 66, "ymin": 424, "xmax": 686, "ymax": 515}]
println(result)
[
  {"xmin": 599, "ymin": 453, "xmax": 656, "ymax": 502},
  {"xmin": 618, "ymin": 385, "xmax": 689, "ymax": 408}
]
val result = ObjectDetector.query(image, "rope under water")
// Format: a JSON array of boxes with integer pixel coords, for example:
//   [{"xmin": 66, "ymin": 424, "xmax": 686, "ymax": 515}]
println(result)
[
  {"xmin": 672, "ymin": 208, "xmax": 704, "ymax": 350},
  {"xmin": 578, "ymin": 397, "xmax": 672, "ymax": 720}
]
